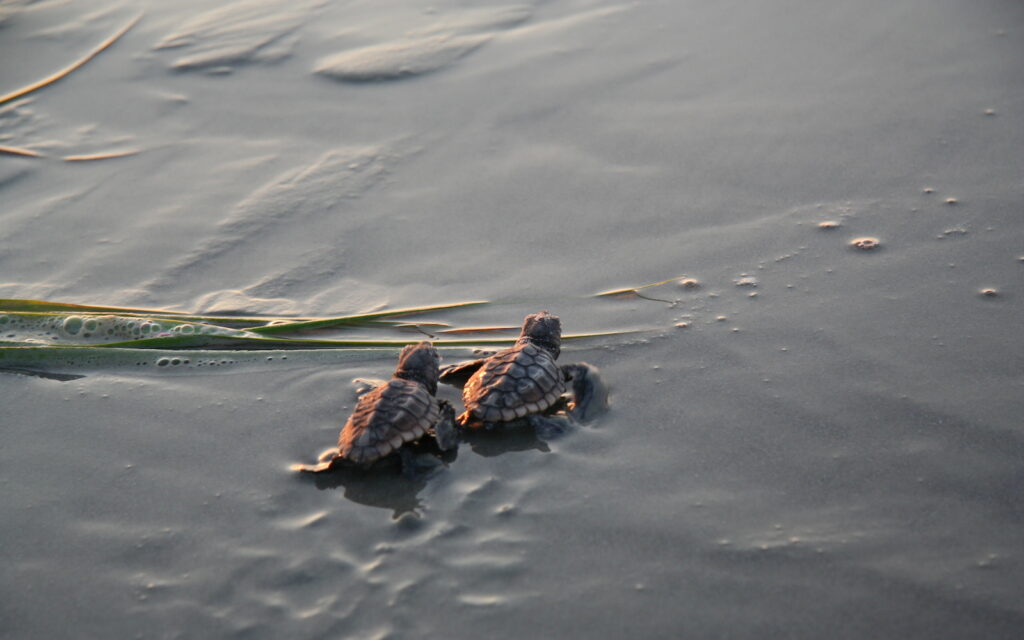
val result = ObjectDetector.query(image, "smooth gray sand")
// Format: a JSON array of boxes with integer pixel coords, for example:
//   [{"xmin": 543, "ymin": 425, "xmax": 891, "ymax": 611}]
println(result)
[{"xmin": 1, "ymin": 1, "xmax": 1022, "ymax": 637}]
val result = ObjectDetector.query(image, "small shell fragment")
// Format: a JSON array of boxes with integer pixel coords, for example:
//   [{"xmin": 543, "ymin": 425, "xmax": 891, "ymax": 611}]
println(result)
[{"xmin": 850, "ymin": 237, "xmax": 880, "ymax": 251}]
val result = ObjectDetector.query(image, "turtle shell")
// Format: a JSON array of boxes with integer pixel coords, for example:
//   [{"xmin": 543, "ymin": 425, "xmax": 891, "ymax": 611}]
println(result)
[
  {"xmin": 339, "ymin": 378, "xmax": 440, "ymax": 463},
  {"xmin": 462, "ymin": 342, "xmax": 566, "ymax": 423}
]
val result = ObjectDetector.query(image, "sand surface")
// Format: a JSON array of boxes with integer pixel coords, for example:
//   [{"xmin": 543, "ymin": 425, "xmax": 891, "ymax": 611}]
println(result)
[{"xmin": 1, "ymin": 0, "xmax": 1023, "ymax": 637}]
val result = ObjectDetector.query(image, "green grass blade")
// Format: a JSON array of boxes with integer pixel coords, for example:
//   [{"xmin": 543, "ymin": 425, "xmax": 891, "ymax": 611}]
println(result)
[
  {"xmin": 0, "ymin": 300, "xmax": 314, "ymax": 327},
  {"xmin": 1, "ymin": 328, "xmax": 637, "ymax": 353},
  {"xmin": 0, "ymin": 299, "xmax": 194, "ymax": 315},
  {"xmin": 1, "ymin": 300, "xmax": 487, "ymax": 333},
  {"xmin": 248, "ymin": 301, "xmax": 488, "ymax": 335},
  {"xmin": 0, "ymin": 345, "xmax": 484, "ymax": 375},
  {"xmin": 0, "ymin": 327, "xmax": 641, "ymax": 377}
]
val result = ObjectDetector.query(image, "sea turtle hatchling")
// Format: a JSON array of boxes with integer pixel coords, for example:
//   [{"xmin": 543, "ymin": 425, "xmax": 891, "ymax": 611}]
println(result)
[
  {"xmin": 439, "ymin": 311, "xmax": 607, "ymax": 435},
  {"xmin": 293, "ymin": 341, "xmax": 458, "ymax": 475}
]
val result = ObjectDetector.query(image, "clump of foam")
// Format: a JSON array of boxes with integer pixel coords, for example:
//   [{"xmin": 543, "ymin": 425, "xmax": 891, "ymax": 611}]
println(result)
[{"xmin": 1, "ymin": 313, "xmax": 251, "ymax": 345}]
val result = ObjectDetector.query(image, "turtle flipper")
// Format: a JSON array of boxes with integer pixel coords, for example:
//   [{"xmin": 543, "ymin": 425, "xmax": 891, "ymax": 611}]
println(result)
[
  {"xmin": 455, "ymin": 409, "xmax": 485, "ymax": 429},
  {"xmin": 561, "ymin": 363, "xmax": 608, "ymax": 423},
  {"xmin": 438, "ymin": 358, "xmax": 488, "ymax": 388},
  {"xmin": 433, "ymin": 401, "xmax": 460, "ymax": 451},
  {"xmin": 352, "ymin": 378, "xmax": 388, "ymax": 396},
  {"xmin": 292, "ymin": 460, "xmax": 335, "ymax": 473},
  {"xmin": 527, "ymin": 413, "xmax": 575, "ymax": 441},
  {"xmin": 398, "ymin": 446, "xmax": 445, "ymax": 481},
  {"xmin": 292, "ymin": 448, "xmax": 342, "ymax": 473}
]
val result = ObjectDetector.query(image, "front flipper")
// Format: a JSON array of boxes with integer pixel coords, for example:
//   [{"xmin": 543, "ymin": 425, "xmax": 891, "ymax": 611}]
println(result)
[
  {"xmin": 561, "ymin": 363, "xmax": 609, "ymax": 422},
  {"xmin": 527, "ymin": 414, "xmax": 575, "ymax": 441},
  {"xmin": 352, "ymin": 378, "xmax": 388, "ymax": 396},
  {"xmin": 438, "ymin": 359, "xmax": 487, "ymax": 388},
  {"xmin": 433, "ymin": 400, "xmax": 460, "ymax": 451}
]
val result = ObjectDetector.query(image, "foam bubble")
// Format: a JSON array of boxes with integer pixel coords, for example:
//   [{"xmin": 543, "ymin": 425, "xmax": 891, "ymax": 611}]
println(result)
[{"xmin": 62, "ymin": 316, "xmax": 83, "ymax": 335}]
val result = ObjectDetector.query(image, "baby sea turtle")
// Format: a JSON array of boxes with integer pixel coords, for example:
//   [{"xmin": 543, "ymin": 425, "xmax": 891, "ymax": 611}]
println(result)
[
  {"xmin": 439, "ymin": 311, "xmax": 607, "ymax": 435},
  {"xmin": 293, "ymin": 341, "xmax": 457, "ymax": 475}
]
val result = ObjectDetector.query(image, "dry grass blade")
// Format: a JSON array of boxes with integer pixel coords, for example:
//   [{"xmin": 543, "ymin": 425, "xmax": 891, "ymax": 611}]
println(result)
[
  {"xmin": 63, "ymin": 149, "xmax": 141, "ymax": 162},
  {"xmin": 0, "ymin": 145, "xmax": 44, "ymax": 158},
  {"xmin": 0, "ymin": 14, "xmax": 142, "ymax": 106},
  {"xmin": 594, "ymin": 276, "xmax": 683, "ymax": 297},
  {"xmin": 437, "ymin": 325, "xmax": 519, "ymax": 334}
]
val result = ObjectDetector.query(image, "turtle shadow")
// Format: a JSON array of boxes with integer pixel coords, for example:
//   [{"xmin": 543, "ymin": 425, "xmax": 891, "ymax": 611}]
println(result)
[
  {"xmin": 298, "ymin": 442, "xmax": 457, "ymax": 519},
  {"xmin": 306, "ymin": 464, "xmax": 426, "ymax": 519},
  {"xmin": 459, "ymin": 423, "xmax": 552, "ymax": 458},
  {"xmin": 294, "ymin": 420, "xmax": 564, "ymax": 516}
]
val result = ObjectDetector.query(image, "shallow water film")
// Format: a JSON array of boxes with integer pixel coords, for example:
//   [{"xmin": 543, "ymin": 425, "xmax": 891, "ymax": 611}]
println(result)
[{"xmin": 2, "ymin": 1, "xmax": 1023, "ymax": 638}]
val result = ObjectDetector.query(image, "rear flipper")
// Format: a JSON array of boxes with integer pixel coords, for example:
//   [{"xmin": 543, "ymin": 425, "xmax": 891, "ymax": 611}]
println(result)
[
  {"xmin": 399, "ymin": 447, "xmax": 446, "ymax": 481},
  {"xmin": 561, "ymin": 363, "xmax": 609, "ymax": 423},
  {"xmin": 291, "ymin": 448, "xmax": 342, "ymax": 473},
  {"xmin": 438, "ymin": 358, "xmax": 487, "ymax": 388}
]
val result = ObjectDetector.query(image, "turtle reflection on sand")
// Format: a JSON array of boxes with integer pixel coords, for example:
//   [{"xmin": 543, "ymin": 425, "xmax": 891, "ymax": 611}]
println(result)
[
  {"xmin": 439, "ymin": 311, "xmax": 608, "ymax": 439},
  {"xmin": 293, "ymin": 341, "xmax": 457, "ymax": 478}
]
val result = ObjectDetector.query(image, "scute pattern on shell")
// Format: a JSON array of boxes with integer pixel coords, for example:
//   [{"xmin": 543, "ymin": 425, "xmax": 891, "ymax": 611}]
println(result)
[
  {"xmin": 463, "ymin": 342, "xmax": 565, "ymax": 423},
  {"xmin": 339, "ymin": 378, "xmax": 440, "ymax": 463}
]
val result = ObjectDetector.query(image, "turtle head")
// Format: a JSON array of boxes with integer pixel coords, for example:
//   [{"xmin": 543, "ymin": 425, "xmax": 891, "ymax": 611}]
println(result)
[
  {"xmin": 394, "ymin": 341, "xmax": 441, "ymax": 395},
  {"xmin": 518, "ymin": 310, "xmax": 561, "ymax": 359}
]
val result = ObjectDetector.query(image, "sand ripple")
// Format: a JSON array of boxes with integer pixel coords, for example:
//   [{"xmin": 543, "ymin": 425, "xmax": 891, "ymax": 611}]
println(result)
[{"xmin": 155, "ymin": 0, "xmax": 323, "ymax": 71}]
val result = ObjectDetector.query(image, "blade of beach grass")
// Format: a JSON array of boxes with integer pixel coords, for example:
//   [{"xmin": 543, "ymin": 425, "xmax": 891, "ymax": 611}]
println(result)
[
  {"xmin": 63, "ymin": 149, "xmax": 141, "ymax": 162},
  {"xmin": 0, "ymin": 346, "xmax": 484, "ymax": 376},
  {"xmin": 94, "ymin": 335, "xmax": 520, "ymax": 349},
  {"xmin": 0, "ymin": 14, "xmax": 143, "ymax": 106},
  {"xmin": 594, "ymin": 276, "xmax": 683, "ymax": 298},
  {"xmin": 437, "ymin": 326, "xmax": 519, "ymax": 334},
  {"xmin": 0, "ymin": 145, "xmax": 44, "ymax": 158},
  {"xmin": 1, "ymin": 299, "xmax": 194, "ymax": 315},
  {"xmin": 0, "ymin": 300, "xmax": 485, "ymax": 331},
  {"xmin": 2, "ymin": 329, "xmax": 639, "ymax": 351},
  {"xmin": 248, "ymin": 301, "xmax": 489, "ymax": 335},
  {"xmin": 2, "ymin": 298, "xmax": 643, "ymax": 354},
  {"xmin": 0, "ymin": 330, "xmax": 644, "ymax": 376},
  {"xmin": 0, "ymin": 301, "xmax": 315, "ymax": 328}
]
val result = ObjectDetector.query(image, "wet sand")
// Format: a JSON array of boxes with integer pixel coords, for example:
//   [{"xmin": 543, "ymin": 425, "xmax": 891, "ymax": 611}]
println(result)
[{"xmin": 1, "ymin": 0, "xmax": 1023, "ymax": 637}]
